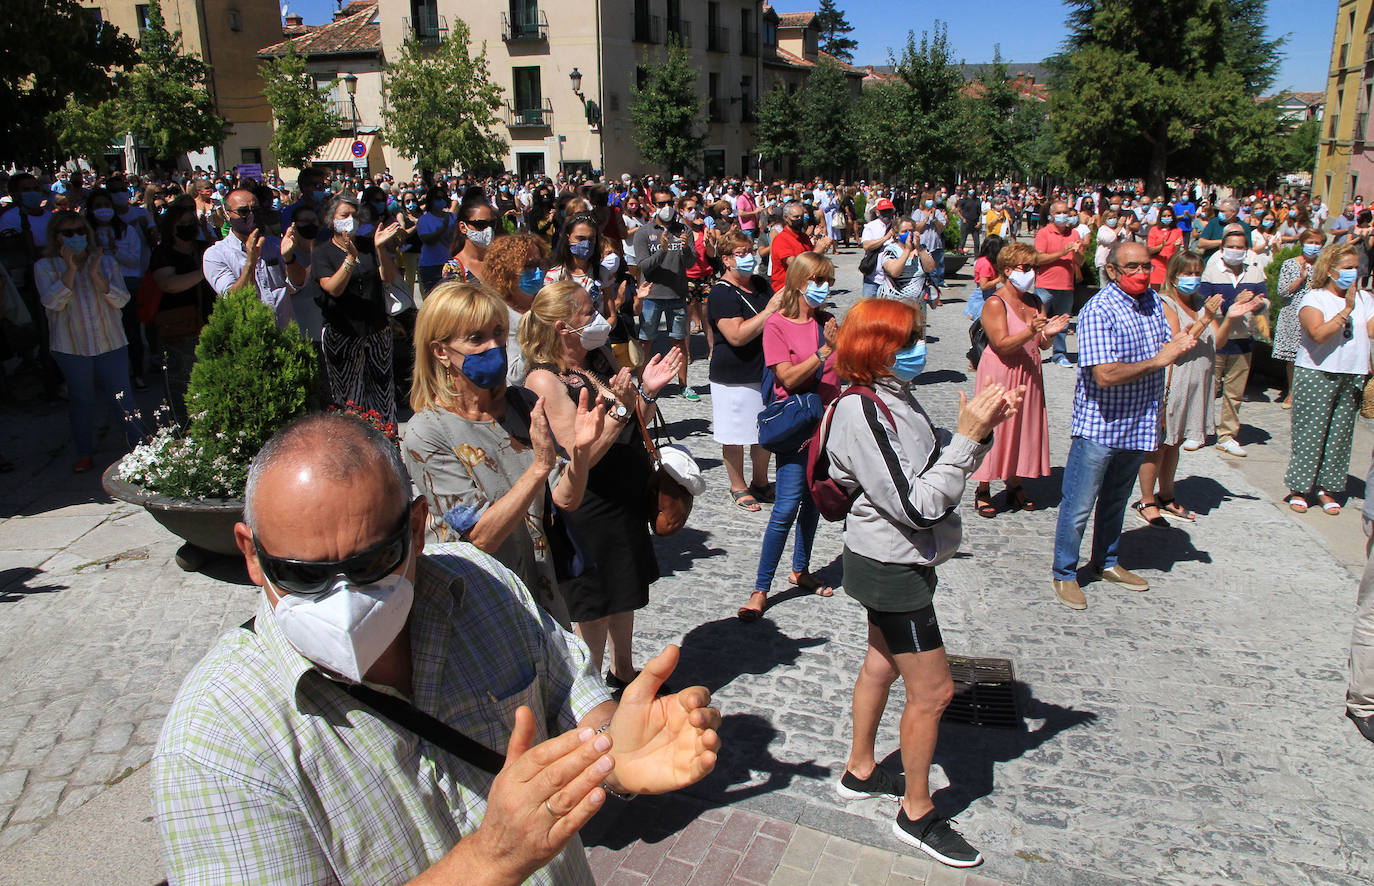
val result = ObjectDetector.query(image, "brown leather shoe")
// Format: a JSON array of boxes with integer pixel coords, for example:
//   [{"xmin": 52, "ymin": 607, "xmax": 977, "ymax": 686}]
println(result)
[
  {"xmin": 1052, "ymin": 579, "xmax": 1087, "ymax": 610},
  {"xmin": 1094, "ymin": 564, "xmax": 1149, "ymax": 591}
]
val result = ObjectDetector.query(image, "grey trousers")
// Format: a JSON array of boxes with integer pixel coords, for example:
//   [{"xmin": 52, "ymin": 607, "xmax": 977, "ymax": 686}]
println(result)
[{"xmin": 1351, "ymin": 525, "xmax": 1374, "ymax": 718}]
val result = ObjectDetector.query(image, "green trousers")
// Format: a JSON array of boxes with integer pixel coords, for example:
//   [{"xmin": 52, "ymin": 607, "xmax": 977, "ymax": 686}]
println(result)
[{"xmin": 1285, "ymin": 366, "xmax": 1364, "ymax": 495}]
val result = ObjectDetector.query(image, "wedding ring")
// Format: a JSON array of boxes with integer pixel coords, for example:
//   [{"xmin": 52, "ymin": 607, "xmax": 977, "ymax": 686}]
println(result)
[{"xmin": 545, "ymin": 799, "xmax": 563, "ymax": 819}]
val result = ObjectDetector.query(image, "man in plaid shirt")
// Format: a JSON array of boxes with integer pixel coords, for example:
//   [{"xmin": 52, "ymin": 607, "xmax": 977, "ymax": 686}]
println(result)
[
  {"xmin": 152, "ymin": 413, "xmax": 721, "ymax": 884},
  {"xmin": 1050, "ymin": 241, "xmax": 1198, "ymax": 610}
]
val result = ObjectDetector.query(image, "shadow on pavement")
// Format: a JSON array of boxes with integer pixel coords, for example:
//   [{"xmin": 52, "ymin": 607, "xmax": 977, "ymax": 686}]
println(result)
[
  {"xmin": 932, "ymin": 682, "xmax": 1098, "ymax": 818},
  {"xmin": 652, "ymin": 526, "xmax": 727, "ymax": 578},
  {"xmin": 1235, "ymin": 423, "xmax": 1272, "ymax": 448},
  {"xmin": 0, "ymin": 566, "xmax": 68, "ymax": 603},
  {"xmin": 1116, "ymin": 526, "xmax": 1212, "ymax": 571},
  {"xmin": 913, "ymin": 369, "xmax": 968, "ymax": 386},
  {"xmin": 661, "ymin": 416, "xmax": 711, "ymax": 439},
  {"xmin": 1022, "ymin": 466, "xmax": 1066, "ymax": 510},
  {"xmin": 674, "ymin": 616, "xmax": 827, "ymax": 694},
  {"xmin": 1171, "ymin": 475, "xmax": 1259, "ymax": 515}
]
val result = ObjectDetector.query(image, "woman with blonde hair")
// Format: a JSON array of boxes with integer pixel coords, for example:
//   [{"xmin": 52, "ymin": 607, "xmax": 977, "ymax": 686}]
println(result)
[
  {"xmin": 1284, "ymin": 243, "xmax": 1374, "ymax": 514},
  {"xmin": 402, "ymin": 281, "xmax": 608, "ymax": 627},
  {"xmin": 738, "ymin": 251, "xmax": 841, "ymax": 621},
  {"xmin": 484, "ymin": 232, "xmax": 549, "ymax": 385},
  {"xmin": 521, "ymin": 280, "xmax": 682, "ymax": 691}
]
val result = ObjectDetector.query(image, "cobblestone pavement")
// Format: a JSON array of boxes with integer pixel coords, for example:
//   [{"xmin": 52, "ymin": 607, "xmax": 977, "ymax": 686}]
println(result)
[{"xmin": 1, "ymin": 251, "xmax": 1372, "ymax": 884}]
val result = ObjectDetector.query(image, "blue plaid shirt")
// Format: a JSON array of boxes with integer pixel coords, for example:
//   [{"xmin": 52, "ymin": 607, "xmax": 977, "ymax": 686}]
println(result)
[{"xmin": 1070, "ymin": 282, "xmax": 1171, "ymax": 450}]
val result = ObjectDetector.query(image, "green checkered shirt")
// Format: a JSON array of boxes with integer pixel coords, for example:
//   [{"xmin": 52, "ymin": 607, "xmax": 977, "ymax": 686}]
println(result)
[{"xmin": 152, "ymin": 542, "xmax": 612, "ymax": 885}]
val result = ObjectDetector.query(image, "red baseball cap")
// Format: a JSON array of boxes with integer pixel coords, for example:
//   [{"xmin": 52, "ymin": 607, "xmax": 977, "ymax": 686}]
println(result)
[{"xmin": 874, "ymin": 197, "xmax": 895, "ymax": 211}]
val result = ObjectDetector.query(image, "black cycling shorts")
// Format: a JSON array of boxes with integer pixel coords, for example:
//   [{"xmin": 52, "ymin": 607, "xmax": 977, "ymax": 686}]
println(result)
[{"xmin": 866, "ymin": 604, "xmax": 944, "ymax": 655}]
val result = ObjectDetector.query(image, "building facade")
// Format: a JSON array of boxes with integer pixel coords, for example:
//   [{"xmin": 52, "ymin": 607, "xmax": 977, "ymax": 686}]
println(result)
[
  {"xmin": 1316, "ymin": 0, "xmax": 1374, "ymax": 206},
  {"xmin": 79, "ymin": 0, "xmax": 281, "ymax": 172}
]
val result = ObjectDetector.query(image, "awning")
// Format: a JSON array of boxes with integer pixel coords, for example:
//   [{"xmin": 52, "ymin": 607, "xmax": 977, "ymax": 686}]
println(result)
[{"xmin": 314, "ymin": 134, "xmax": 376, "ymax": 164}]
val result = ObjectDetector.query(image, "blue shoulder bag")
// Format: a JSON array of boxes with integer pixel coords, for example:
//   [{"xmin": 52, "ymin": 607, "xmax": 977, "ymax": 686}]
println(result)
[{"xmin": 757, "ymin": 320, "xmax": 826, "ymax": 454}]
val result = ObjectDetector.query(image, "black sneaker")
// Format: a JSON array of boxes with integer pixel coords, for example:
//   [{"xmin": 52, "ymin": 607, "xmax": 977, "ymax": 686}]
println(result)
[
  {"xmin": 892, "ymin": 807, "xmax": 983, "ymax": 868},
  {"xmin": 605, "ymin": 670, "xmax": 675, "ymax": 700},
  {"xmin": 836, "ymin": 766, "xmax": 905, "ymax": 800},
  {"xmin": 1348, "ymin": 709, "xmax": 1374, "ymax": 743}
]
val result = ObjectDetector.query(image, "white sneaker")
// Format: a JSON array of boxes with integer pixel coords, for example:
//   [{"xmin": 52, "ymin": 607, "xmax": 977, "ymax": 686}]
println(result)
[
  {"xmin": 1216, "ymin": 439, "xmax": 1246, "ymax": 457},
  {"xmin": 1181, "ymin": 438, "xmax": 1203, "ymax": 452}
]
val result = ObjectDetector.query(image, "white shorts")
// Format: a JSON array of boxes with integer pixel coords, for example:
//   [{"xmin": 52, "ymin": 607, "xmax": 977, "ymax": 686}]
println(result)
[{"xmin": 710, "ymin": 380, "xmax": 764, "ymax": 445}]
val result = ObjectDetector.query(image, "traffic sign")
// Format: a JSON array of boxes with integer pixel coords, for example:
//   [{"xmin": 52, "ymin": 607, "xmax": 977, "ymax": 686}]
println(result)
[
  {"xmin": 350, "ymin": 140, "xmax": 367, "ymax": 158},
  {"xmin": 352, "ymin": 159, "xmax": 368, "ymax": 169}
]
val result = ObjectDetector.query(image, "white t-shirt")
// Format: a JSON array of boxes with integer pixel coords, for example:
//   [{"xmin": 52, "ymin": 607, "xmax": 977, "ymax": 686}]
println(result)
[
  {"xmin": 1094, "ymin": 225, "xmax": 1119, "ymax": 267},
  {"xmin": 860, "ymin": 218, "xmax": 890, "ymax": 283},
  {"xmin": 1297, "ymin": 287, "xmax": 1374, "ymax": 374}
]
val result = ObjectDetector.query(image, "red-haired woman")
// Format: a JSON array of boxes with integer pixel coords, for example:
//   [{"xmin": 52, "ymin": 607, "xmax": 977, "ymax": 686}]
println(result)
[{"xmin": 824, "ymin": 297, "xmax": 1023, "ymax": 868}]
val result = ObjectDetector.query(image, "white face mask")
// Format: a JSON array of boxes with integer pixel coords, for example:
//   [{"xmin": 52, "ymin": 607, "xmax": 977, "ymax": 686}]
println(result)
[
  {"xmin": 600, "ymin": 252, "xmax": 622, "ymax": 274},
  {"xmin": 333, "ymin": 216, "xmax": 356, "ymax": 235},
  {"xmin": 1222, "ymin": 247, "xmax": 1246, "ymax": 266},
  {"xmin": 1008, "ymin": 268, "xmax": 1037, "ymax": 293},
  {"xmin": 573, "ymin": 310, "xmax": 613, "ymax": 350},
  {"xmin": 656, "ymin": 206, "xmax": 676, "ymax": 224},
  {"xmin": 465, "ymin": 225, "xmax": 493, "ymax": 248},
  {"xmin": 269, "ymin": 549, "xmax": 414, "ymax": 683}
]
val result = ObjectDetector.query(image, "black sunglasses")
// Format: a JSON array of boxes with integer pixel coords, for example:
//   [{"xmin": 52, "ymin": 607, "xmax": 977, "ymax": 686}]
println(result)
[
  {"xmin": 653, "ymin": 199, "xmax": 673, "ymax": 206},
  {"xmin": 464, "ymin": 218, "xmax": 495, "ymax": 230},
  {"xmin": 253, "ymin": 510, "xmax": 411, "ymax": 597}
]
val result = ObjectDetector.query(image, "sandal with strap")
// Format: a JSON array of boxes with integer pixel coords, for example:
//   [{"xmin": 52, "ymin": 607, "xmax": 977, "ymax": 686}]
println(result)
[
  {"xmin": 1007, "ymin": 485, "xmax": 1037, "ymax": 511},
  {"xmin": 748, "ymin": 482, "xmax": 776, "ymax": 503},
  {"xmin": 1317, "ymin": 491, "xmax": 1342, "ymax": 515},
  {"xmin": 1156, "ymin": 496, "xmax": 1196, "ymax": 522},
  {"xmin": 975, "ymin": 489, "xmax": 997, "ymax": 518},
  {"xmin": 730, "ymin": 489, "xmax": 762, "ymax": 512},
  {"xmin": 791, "ymin": 570, "xmax": 834, "ymax": 597},
  {"xmin": 738, "ymin": 591, "xmax": 768, "ymax": 622},
  {"xmin": 1284, "ymin": 493, "xmax": 1309, "ymax": 514},
  {"xmin": 1132, "ymin": 500, "xmax": 1170, "ymax": 528}
]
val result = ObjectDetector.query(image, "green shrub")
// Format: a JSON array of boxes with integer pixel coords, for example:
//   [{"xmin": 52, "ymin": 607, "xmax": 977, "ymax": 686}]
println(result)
[
  {"xmin": 943, "ymin": 214, "xmax": 961, "ymax": 252},
  {"xmin": 1265, "ymin": 245, "xmax": 1302, "ymax": 335},
  {"xmin": 853, "ymin": 193, "xmax": 867, "ymax": 224}
]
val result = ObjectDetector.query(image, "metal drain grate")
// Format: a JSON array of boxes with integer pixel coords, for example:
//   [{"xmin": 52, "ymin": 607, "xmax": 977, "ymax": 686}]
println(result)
[{"xmin": 942, "ymin": 655, "xmax": 1019, "ymax": 728}]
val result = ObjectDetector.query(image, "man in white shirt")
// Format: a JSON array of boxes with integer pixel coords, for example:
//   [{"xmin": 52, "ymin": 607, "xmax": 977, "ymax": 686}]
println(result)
[
  {"xmin": 203, "ymin": 188, "xmax": 302, "ymax": 330},
  {"xmin": 860, "ymin": 197, "xmax": 897, "ymax": 298}
]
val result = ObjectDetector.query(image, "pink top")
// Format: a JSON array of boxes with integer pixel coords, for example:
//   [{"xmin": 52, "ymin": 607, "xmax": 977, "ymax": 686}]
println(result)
[
  {"xmin": 974, "ymin": 256, "xmax": 996, "ymax": 286},
  {"xmin": 736, "ymin": 193, "xmax": 757, "ymax": 230},
  {"xmin": 1034, "ymin": 225, "xmax": 1082, "ymax": 290},
  {"xmin": 762, "ymin": 311, "xmax": 840, "ymax": 403}
]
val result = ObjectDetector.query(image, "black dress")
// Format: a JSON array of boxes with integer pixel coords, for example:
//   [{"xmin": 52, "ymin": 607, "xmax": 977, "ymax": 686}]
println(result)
[{"xmin": 533, "ymin": 349, "xmax": 658, "ymax": 621}]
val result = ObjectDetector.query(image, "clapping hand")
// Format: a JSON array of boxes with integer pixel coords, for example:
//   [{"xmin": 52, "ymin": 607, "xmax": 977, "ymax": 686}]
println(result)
[
  {"xmin": 571, "ymin": 388, "xmax": 607, "ymax": 457},
  {"xmin": 529, "ymin": 398, "xmax": 558, "ymax": 472},
  {"xmin": 375, "ymin": 221, "xmax": 403, "ymax": 248},
  {"xmin": 1228, "ymin": 291, "xmax": 1262, "ymax": 318},
  {"xmin": 603, "ymin": 646, "xmax": 722, "ymax": 795},
  {"xmin": 244, "ymin": 230, "xmax": 263, "ymax": 265},
  {"xmin": 956, "ymin": 382, "xmax": 1025, "ymax": 441},
  {"xmin": 608, "ymin": 367, "xmax": 637, "ymax": 408},
  {"xmin": 640, "ymin": 350, "xmax": 683, "ymax": 398},
  {"xmin": 1158, "ymin": 330, "xmax": 1199, "ymax": 365},
  {"xmin": 1042, "ymin": 314, "xmax": 1071, "ymax": 337},
  {"xmin": 823, "ymin": 317, "xmax": 839, "ymax": 348},
  {"xmin": 1029, "ymin": 315, "xmax": 1049, "ymax": 336},
  {"xmin": 1202, "ymin": 294, "xmax": 1224, "ymax": 317}
]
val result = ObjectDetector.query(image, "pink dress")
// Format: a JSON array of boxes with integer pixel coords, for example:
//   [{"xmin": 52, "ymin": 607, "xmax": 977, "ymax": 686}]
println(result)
[{"xmin": 972, "ymin": 294, "xmax": 1051, "ymax": 482}]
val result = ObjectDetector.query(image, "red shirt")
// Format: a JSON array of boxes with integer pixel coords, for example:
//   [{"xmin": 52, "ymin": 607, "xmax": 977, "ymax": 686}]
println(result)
[
  {"xmin": 770, "ymin": 226, "xmax": 812, "ymax": 293},
  {"xmin": 1034, "ymin": 225, "xmax": 1081, "ymax": 290},
  {"xmin": 1147, "ymin": 226, "xmax": 1183, "ymax": 285}
]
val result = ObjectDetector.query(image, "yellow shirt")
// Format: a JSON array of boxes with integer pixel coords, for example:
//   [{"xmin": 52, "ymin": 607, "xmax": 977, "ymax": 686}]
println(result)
[{"xmin": 984, "ymin": 209, "xmax": 1008, "ymax": 237}]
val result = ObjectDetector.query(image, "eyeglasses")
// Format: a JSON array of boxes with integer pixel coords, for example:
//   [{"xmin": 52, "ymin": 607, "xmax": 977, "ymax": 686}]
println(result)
[
  {"xmin": 1113, "ymin": 262, "xmax": 1152, "ymax": 274},
  {"xmin": 463, "ymin": 218, "xmax": 494, "ymax": 230},
  {"xmin": 253, "ymin": 510, "xmax": 411, "ymax": 597},
  {"xmin": 653, "ymin": 199, "xmax": 673, "ymax": 206},
  {"xmin": 228, "ymin": 206, "xmax": 259, "ymax": 218},
  {"xmin": 1008, "ymin": 263, "xmax": 1035, "ymax": 273}
]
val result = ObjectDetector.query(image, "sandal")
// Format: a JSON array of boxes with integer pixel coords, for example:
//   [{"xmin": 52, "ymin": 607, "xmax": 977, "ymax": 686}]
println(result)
[
  {"xmin": 975, "ymin": 489, "xmax": 997, "ymax": 518},
  {"xmin": 730, "ymin": 489, "xmax": 761, "ymax": 512},
  {"xmin": 1317, "ymin": 491, "xmax": 1342, "ymax": 515},
  {"xmin": 1132, "ymin": 500, "xmax": 1170, "ymax": 528},
  {"xmin": 748, "ymin": 482, "xmax": 776, "ymax": 503},
  {"xmin": 1156, "ymin": 496, "xmax": 1196, "ymax": 522},
  {"xmin": 1007, "ymin": 485, "xmax": 1037, "ymax": 511},
  {"xmin": 738, "ymin": 590, "xmax": 768, "ymax": 621},
  {"xmin": 790, "ymin": 570, "xmax": 834, "ymax": 597},
  {"xmin": 1284, "ymin": 493, "xmax": 1309, "ymax": 514}
]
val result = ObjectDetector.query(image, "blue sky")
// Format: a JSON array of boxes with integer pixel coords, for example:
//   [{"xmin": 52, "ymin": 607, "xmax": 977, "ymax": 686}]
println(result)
[{"xmin": 284, "ymin": 0, "xmax": 1333, "ymax": 93}]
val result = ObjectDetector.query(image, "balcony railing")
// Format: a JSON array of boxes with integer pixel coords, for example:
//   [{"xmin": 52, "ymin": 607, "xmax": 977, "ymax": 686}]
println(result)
[
  {"xmin": 502, "ymin": 10, "xmax": 548, "ymax": 42},
  {"xmin": 707, "ymin": 98, "xmax": 725, "ymax": 123},
  {"xmin": 740, "ymin": 28, "xmax": 758, "ymax": 56},
  {"xmin": 403, "ymin": 13, "xmax": 447, "ymax": 45},
  {"xmin": 707, "ymin": 25, "xmax": 728, "ymax": 53},
  {"xmin": 633, "ymin": 13, "xmax": 662, "ymax": 44},
  {"xmin": 328, "ymin": 99, "xmax": 364, "ymax": 129},
  {"xmin": 507, "ymin": 99, "xmax": 553, "ymax": 128},
  {"xmin": 667, "ymin": 18, "xmax": 691, "ymax": 48}
]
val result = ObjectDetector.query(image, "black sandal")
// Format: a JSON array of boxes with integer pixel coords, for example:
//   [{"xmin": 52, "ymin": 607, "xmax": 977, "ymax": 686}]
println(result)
[
  {"xmin": 1156, "ymin": 496, "xmax": 1196, "ymax": 522},
  {"xmin": 748, "ymin": 482, "xmax": 776, "ymax": 503},
  {"xmin": 1007, "ymin": 485, "xmax": 1037, "ymax": 511},
  {"xmin": 975, "ymin": 489, "xmax": 997, "ymax": 518},
  {"xmin": 1132, "ymin": 500, "xmax": 1170, "ymax": 528}
]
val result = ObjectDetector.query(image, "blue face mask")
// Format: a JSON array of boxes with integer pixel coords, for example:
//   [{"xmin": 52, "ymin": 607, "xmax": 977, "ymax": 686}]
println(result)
[
  {"xmin": 272, "ymin": 198, "xmax": 282, "ymax": 210},
  {"xmin": 63, "ymin": 234, "xmax": 88, "ymax": 254},
  {"xmin": 924, "ymin": 200, "xmax": 934, "ymax": 208},
  {"xmin": 569, "ymin": 240, "xmax": 593, "ymax": 259},
  {"xmin": 804, "ymin": 281, "xmax": 829, "ymax": 307},
  {"xmin": 92, "ymin": 207, "xmax": 114, "ymax": 222},
  {"xmin": 20, "ymin": 191, "xmax": 43, "ymax": 210},
  {"xmin": 519, "ymin": 267, "xmax": 544, "ymax": 295},
  {"xmin": 1338, "ymin": 268, "xmax": 1360, "ymax": 289},
  {"xmin": 313, "ymin": 188, "xmax": 330, "ymax": 202},
  {"xmin": 405, "ymin": 201, "xmax": 419, "ymax": 213},
  {"xmin": 1054, "ymin": 213, "xmax": 1072, "ymax": 226},
  {"xmin": 734, "ymin": 253, "xmax": 757, "ymax": 275},
  {"xmin": 892, "ymin": 340, "xmax": 927, "ymax": 382},
  {"xmin": 457, "ymin": 344, "xmax": 508, "ymax": 390},
  {"xmin": 1303, "ymin": 243, "xmax": 1322, "ymax": 259},
  {"xmin": 1175, "ymin": 275, "xmax": 1201, "ymax": 294}
]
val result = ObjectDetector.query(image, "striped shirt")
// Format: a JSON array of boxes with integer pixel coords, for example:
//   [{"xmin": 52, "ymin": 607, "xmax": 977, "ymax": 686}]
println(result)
[
  {"xmin": 1071, "ymin": 282, "xmax": 1171, "ymax": 450},
  {"xmin": 34, "ymin": 255, "xmax": 129, "ymax": 356},
  {"xmin": 152, "ymin": 542, "xmax": 612, "ymax": 885}
]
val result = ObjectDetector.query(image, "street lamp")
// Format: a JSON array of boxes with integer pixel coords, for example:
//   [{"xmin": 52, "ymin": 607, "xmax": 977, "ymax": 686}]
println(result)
[
  {"xmin": 569, "ymin": 67, "xmax": 583, "ymax": 98},
  {"xmin": 568, "ymin": 66, "xmax": 600, "ymax": 128},
  {"xmin": 341, "ymin": 72, "xmax": 360, "ymax": 139}
]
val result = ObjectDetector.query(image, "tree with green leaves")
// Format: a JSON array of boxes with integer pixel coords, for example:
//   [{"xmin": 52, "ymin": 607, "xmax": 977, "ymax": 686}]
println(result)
[
  {"xmin": 960, "ymin": 46, "xmax": 1020, "ymax": 178},
  {"xmin": 815, "ymin": 0, "xmax": 858, "ymax": 63},
  {"xmin": 50, "ymin": 97, "xmax": 123, "ymax": 174},
  {"xmin": 629, "ymin": 38, "xmax": 704, "ymax": 174},
  {"xmin": 383, "ymin": 18, "xmax": 507, "ymax": 180},
  {"xmin": 120, "ymin": 0, "xmax": 226, "ymax": 164},
  {"xmin": 753, "ymin": 83, "xmax": 800, "ymax": 169},
  {"xmin": 1281, "ymin": 116, "xmax": 1320, "ymax": 176},
  {"xmin": 1052, "ymin": 0, "xmax": 1286, "ymax": 193},
  {"xmin": 798, "ymin": 58, "xmax": 857, "ymax": 177},
  {"xmin": 2, "ymin": 0, "xmax": 136, "ymax": 171},
  {"xmin": 260, "ymin": 42, "xmax": 340, "ymax": 170}
]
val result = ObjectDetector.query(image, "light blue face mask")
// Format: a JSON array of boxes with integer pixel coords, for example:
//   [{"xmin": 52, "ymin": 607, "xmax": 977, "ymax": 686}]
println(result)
[
  {"xmin": 63, "ymin": 234, "xmax": 89, "ymax": 253},
  {"xmin": 519, "ymin": 267, "xmax": 544, "ymax": 295},
  {"xmin": 1338, "ymin": 268, "xmax": 1360, "ymax": 289},
  {"xmin": 733, "ymin": 253, "xmax": 757, "ymax": 275},
  {"xmin": 1303, "ymin": 243, "xmax": 1322, "ymax": 259},
  {"xmin": 804, "ymin": 281, "xmax": 829, "ymax": 307},
  {"xmin": 1175, "ymin": 275, "xmax": 1200, "ymax": 295},
  {"xmin": 892, "ymin": 340, "xmax": 927, "ymax": 381}
]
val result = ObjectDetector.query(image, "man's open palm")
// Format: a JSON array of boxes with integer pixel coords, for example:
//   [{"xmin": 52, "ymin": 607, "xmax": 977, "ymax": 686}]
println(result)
[{"xmin": 606, "ymin": 646, "xmax": 721, "ymax": 795}]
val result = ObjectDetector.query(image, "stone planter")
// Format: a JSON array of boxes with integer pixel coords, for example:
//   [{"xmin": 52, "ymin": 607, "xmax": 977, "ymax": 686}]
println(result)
[
  {"xmin": 102, "ymin": 457, "xmax": 244, "ymax": 571},
  {"xmin": 944, "ymin": 252, "xmax": 969, "ymax": 276}
]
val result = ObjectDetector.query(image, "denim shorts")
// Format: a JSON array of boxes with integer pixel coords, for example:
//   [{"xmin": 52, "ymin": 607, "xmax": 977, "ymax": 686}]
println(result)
[{"xmin": 639, "ymin": 297, "xmax": 688, "ymax": 340}]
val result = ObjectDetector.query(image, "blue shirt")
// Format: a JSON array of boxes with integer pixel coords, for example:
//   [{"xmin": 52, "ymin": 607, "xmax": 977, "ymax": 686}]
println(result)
[
  {"xmin": 1173, "ymin": 200, "xmax": 1196, "ymax": 232},
  {"xmin": 1071, "ymin": 282, "xmax": 1171, "ymax": 450},
  {"xmin": 418, "ymin": 210, "xmax": 453, "ymax": 266}
]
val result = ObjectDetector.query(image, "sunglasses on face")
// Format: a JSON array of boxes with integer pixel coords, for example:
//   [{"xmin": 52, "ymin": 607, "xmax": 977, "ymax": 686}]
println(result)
[
  {"xmin": 1008, "ymin": 263, "xmax": 1035, "ymax": 273},
  {"xmin": 253, "ymin": 510, "xmax": 411, "ymax": 597},
  {"xmin": 464, "ymin": 218, "xmax": 495, "ymax": 230},
  {"xmin": 653, "ymin": 199, "xmax": 673, "ymax": 206},
  {"xmin": 228, "ymin": 206, "xmax": 260, "ymax": 218}
]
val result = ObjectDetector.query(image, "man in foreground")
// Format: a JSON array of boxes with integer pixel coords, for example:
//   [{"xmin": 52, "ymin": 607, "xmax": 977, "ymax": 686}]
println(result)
[{"xmin": 153, "ymin": 413, "xmax": 721, "ymax": 884}]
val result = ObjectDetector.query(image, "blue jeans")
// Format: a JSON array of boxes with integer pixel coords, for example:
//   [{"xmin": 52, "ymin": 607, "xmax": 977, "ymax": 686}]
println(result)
[
  {"xmin": 964, "ymin": 287, "xmax": 988, "ymax": 321},
  {"xmin": 1037, "ymin": 287, "xmax": 1075, "ymax": 359},
  {"xmin": 52, "ymin": 348, "xmax": 140, "ymax": 457},
  {"xmin": 1052, "ymin": 436, "xmax": 1147, "ymax": 580},
  {"xmin": 862, "ymin": 280, "xmax": 880, "ymax": 298},
  {"xmin": 639, "ymin": 297, "xmax": 688, "ymax": 341},
  {"xmin": 929, "ymin": 246, "xmax": 946, "ymax": 288},
  {"xmin": 419, "ymin": 264, "xmax": 444, "ymax": 296},
  {"xmin": 754, "ymin": 448, "xmax": 819, "ymax": 592}
]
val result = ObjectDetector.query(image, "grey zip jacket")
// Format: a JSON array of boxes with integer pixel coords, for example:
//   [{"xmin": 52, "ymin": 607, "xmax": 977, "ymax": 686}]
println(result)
[{"xmin": 825, "ymin": 376, "xmax": 991, "ymax": 566}]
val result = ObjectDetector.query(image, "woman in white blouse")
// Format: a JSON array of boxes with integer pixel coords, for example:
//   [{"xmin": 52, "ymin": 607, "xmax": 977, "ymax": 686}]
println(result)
[
  {"xmin": 34, "ymin": 211, "xmax": 140, "ymax": 473},
  {"xmin": 1283, "ymin": 243, "xmax": 1374, "ymax": 514}
]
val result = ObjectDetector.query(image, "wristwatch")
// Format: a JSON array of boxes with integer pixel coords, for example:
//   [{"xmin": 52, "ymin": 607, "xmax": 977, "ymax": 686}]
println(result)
[{"xmin": 611, "ymin": 402, "xmax": 633, "ymax": 424}]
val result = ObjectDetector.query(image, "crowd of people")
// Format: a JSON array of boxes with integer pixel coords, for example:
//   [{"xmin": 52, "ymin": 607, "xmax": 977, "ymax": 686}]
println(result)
[{"xmin": 4, "ymin": 161, "xmax": 1374, "ymax": 879}]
